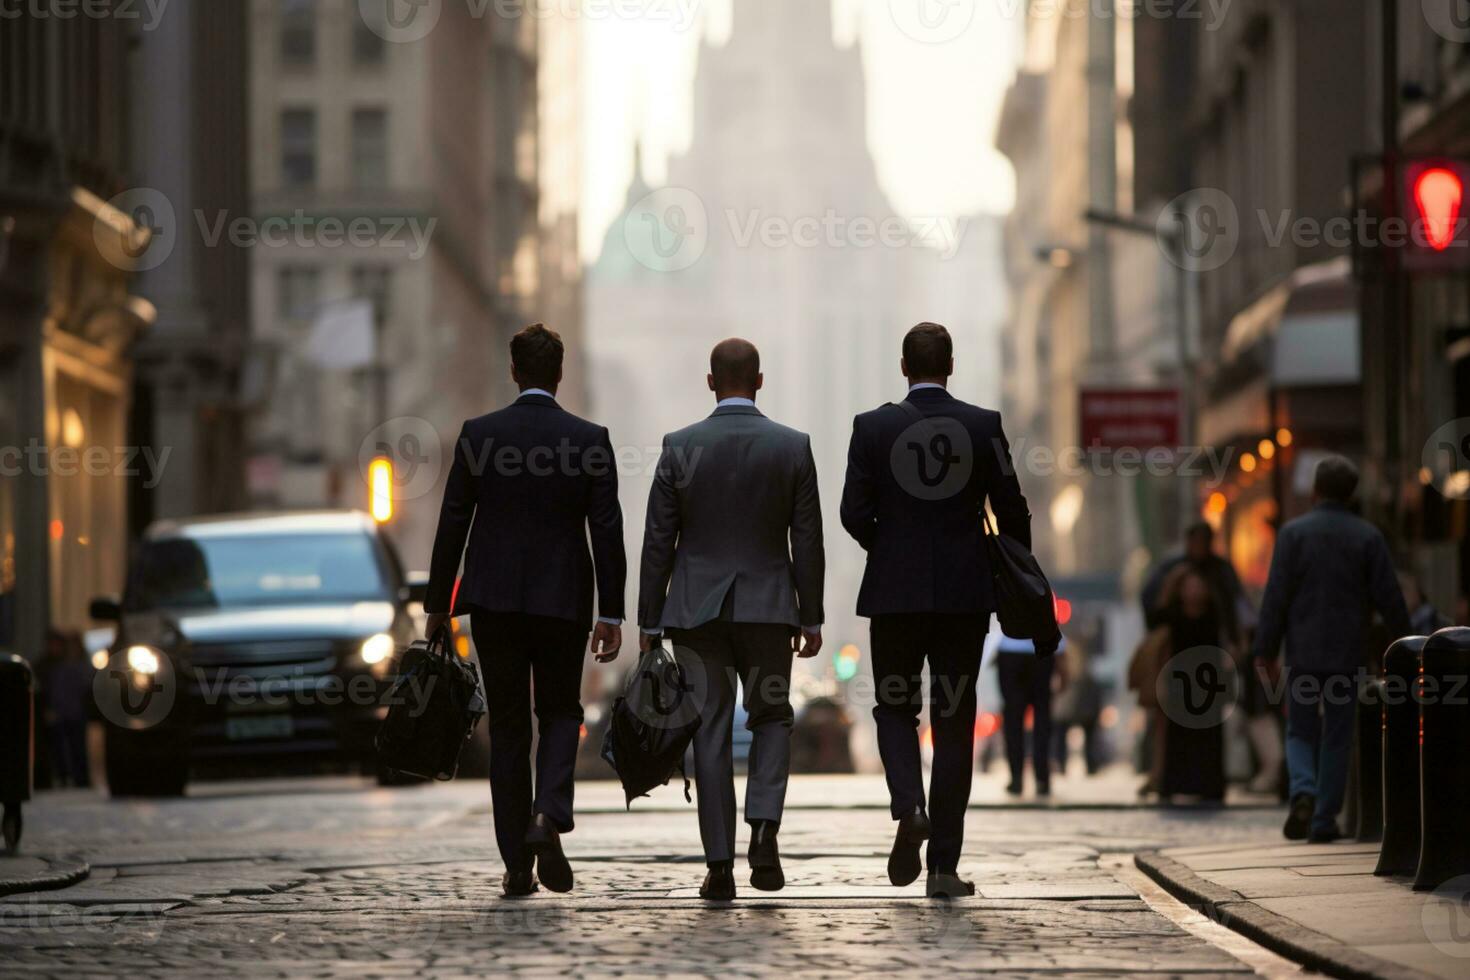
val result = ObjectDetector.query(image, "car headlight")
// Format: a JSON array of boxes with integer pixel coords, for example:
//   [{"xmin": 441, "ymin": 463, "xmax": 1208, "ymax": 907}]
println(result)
[
  {"xmin": 359, "ymin": 633, "xmax": 395, "ymax": 667},
  {"xmin": 126, "ymin": 645, "xmax": 161, "ymax": 675}
]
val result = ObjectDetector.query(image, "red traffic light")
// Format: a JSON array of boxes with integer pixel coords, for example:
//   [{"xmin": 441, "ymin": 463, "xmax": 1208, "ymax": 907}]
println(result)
[
  {"xmin": 1413, "ymin": 167, "xmax": 1463, "ymax": 252},
  {"xmin": 1053, "ymin": 596, "xmax": 1072, "ymax": 626}
]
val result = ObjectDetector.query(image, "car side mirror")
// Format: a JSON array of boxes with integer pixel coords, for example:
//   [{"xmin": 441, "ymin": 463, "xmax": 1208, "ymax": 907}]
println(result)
[
  {"xmin": 402, "ymin": 571, "xmax": 430, "ymax": 606},
  {"xmin": 89, "ymin": 596, "xmax": 122, "ymax": 621}
]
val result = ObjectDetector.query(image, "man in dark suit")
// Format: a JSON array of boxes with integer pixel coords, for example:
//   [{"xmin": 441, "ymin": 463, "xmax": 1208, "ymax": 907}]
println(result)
[
  {"xmin": 639, "ymin": 338, "xmax": 824, "ymax": 901},
  {"xmin": 1253, "ymin": 455, "xmax": 1410, "ymax": 843},
  {"xmin": 424, "ymin": 323, "xmax": 625, "ymax": 898},
  {"xmin": 840, "ymin": 322, "xmax": 1032, "ymax": 899}
]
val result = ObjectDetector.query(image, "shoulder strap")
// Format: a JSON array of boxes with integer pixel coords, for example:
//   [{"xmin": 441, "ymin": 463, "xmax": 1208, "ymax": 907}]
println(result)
[{"xmin": 895, "ymin": 398, "xmax": 924, "ymax": 424}]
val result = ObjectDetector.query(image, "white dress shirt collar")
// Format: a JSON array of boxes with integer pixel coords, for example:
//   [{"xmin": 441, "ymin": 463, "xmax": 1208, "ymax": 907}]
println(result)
[
  {"xmin": 517, "ymin": 388, "xmax": 556, "ymax": 401},
  {"xmin": 716, "ymin": 396, "xmax": 757, "ymax": 409},
  {"xmin": 908, "ymin": 382, "xmax": 946, "ymax": 392}
]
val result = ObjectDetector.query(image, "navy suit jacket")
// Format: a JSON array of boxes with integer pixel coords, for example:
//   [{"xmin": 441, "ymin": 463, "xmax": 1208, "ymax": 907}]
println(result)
[
  {"xmin": 424, "ymin": 394, "xmax": 626, "ymax": 628},
  {"xmin": 840, "ymin": 387, "xmax": 1031, "ymax": 617}
]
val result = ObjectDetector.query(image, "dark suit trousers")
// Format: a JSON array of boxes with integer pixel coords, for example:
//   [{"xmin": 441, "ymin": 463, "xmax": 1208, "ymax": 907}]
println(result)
[
  {"xmin": 997, "ymin": 652, "xmax": 1054, "ymax": 789},
  {"xmin": 665, "ymin": 620, "xmax": 795, "ymax": 863},
  {"xmin": 870, "ymin": 613, "xmax": 987, "ymax": 873},
  {"xmin": 470, "ymin": 612, "xmax": 587, "ymax": 873}
]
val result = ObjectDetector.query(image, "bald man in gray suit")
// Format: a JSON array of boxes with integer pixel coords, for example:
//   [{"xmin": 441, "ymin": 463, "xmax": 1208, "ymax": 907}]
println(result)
[{"xmin": 638, "ymin": 338, "xmax": 825, "ymax": 901}]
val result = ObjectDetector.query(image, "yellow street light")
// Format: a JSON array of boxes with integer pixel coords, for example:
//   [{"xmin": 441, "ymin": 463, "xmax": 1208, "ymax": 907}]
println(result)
[{"xmin": 369, "ymin": 455, "xmax": 394, "ymax": 523}]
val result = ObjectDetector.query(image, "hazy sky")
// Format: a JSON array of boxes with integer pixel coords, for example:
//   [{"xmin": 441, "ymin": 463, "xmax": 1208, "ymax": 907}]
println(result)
[{"xmin": 581, "ymin": 0, "xmax": 1024, "ymax": 262}]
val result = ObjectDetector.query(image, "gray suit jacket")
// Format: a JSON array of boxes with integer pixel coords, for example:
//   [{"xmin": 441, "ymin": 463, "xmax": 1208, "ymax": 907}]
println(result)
[{"xmin": 638, "ymin": 404, "xmax": 824, "ymax": 631}]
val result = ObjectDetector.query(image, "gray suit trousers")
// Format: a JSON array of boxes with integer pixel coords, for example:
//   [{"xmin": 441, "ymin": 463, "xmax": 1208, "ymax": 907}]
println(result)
[{"xmin": 666, "ymin": 620, "xmax": 796, "ymax": 863}]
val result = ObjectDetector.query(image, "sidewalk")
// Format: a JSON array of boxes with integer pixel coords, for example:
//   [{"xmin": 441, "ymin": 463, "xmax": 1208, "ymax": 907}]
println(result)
[
  {"xmin": 1137, "ymin": 840, "xmax": 1470, "ymax": 980},
  {"xmin": 0, "ymin": 856, "xmax": 89, "ymax": 898}
]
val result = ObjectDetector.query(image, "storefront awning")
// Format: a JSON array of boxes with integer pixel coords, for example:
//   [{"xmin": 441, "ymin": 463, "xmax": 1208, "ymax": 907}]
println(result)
[{"xmin": 1220, "ymin": 256, "xmax": 1359, "ymax": 386}]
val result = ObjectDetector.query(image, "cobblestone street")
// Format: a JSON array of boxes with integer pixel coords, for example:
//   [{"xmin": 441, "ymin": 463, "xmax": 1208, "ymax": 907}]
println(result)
[{"xmin": 0, "ymin": 773, "xmax": 1293, "ymax": 978}]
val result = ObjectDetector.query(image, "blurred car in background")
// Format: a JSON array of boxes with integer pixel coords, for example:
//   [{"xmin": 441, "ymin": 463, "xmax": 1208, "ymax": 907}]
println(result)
[{"xmin": 90, "ymin": 511, "xmax": 428, "ymax": 796}]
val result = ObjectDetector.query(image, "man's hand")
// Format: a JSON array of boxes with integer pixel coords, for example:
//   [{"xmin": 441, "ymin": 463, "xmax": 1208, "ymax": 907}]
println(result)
[
  {"xmin": 639, "ymin": 630, "xmax": 659, "ymax": 654},
  {"xmin": 591, "ymin": 622, "xmax": 622, "ymax": 664},
  {"xmin": 796, "ymin": 627, "xmax": 823, "ymax": 659},
  {"xmin": 425, "ymin": 612, "xmax": 451, "ymax": 640}
]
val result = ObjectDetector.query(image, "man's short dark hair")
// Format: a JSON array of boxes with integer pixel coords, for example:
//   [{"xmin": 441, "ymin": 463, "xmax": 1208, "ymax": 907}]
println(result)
[
  {"xmin": 710, "ymin": 338, "xmax": 760, "ymax": 394},
  {"xmin": 903, "ymin": 322, "xmax": 953, "ymax": 379},
  {"xmin": 1184, "ymin": 521, "xmax": 1214, "ymax": 545},
  {"xmin": 1313, "ymin": 454, "xmax": 1360, "ymax": 502},
  {"xmin": 510, "ymin": 323, "xmax": 563, "ymax": 389}
]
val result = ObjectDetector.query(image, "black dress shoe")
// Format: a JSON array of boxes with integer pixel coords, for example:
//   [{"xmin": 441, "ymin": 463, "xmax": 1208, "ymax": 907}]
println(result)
[
  {"xmin": 1005, "ymin": 780, "xmax": 1023, "ymax": 797},
  {"xmin": 525, "ymin": 814, "xmax": 573, "ymax": 893},
  {"xmin": 926, "ymin": 872, "xmax": 976, "ymax": 899},
  {"xmin": 700, "ymin": 861, "xmax": 736, "ymax": 901},
  {"xmin": 1308, "ymin": 823, "xmax": 1343, "ymax": 844},
  {"xmin": 888, "ymin": 806, "xmax": 931, "ymax": 887},
  {"xmin": 1283, "ymin": 793, "xmax": 1315, "ymax": 841},
  {"xmin": 501, "ymin": 869, "xmax": 538, "ymax": 897},
  {"xmin": 748, "ymin": 820, "xmax": 784, "ymax": 892}
]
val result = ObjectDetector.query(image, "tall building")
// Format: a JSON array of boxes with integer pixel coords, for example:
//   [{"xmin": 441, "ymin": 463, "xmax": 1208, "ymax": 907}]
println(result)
[
  {"xmin": 0, "ymin": 6, "xmax": 153, "ymax": 659},
  {"xmin": 537, "ymin": 5, "xmax": 585, "ymax": 414},
  {"xmin": 130, "ymin": 0, "xmax": 253, "ymax": 526},
  {"xmin": 587, "ymin": 0, "xmax": 1006, "ymax": 761},
  {"xmin": 245, "ymin": 0, "xmax": 543, "ymax": 564}
]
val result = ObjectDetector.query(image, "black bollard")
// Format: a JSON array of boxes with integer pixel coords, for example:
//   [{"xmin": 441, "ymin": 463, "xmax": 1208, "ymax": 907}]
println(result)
[
  {"xmin": 1376, "ymin": 636, "xmax": 1427, "ymax": 875},
  {"xmin": 1354, "ymin": 677, "xmax": 1384, "ymax": 842},
  {"xmin": 1414, "ymin": 626, "xmax": 1470, "ymax": 891},
  {"xmin": 0, "ymin": 654, "xmax": 34, "ymax": 854}
]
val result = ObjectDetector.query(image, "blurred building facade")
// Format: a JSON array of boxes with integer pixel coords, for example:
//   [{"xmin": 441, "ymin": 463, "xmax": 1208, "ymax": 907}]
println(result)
[
  {"xmin": 0, "ymin": 7, "xmax": 153, "ymax": 659},
  {"xmin": 587, "ymin": 0, "xmax": 1007, "ymax": 765},
  {"xmin": 244, "ymin": 0, "xmax": 549, "ymax": 565}
]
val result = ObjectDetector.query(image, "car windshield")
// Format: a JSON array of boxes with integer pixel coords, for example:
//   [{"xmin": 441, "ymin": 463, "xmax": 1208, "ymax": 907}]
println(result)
[{"xmin": 126, "ymin": 533, "xmax": 389, "ymax": 610}]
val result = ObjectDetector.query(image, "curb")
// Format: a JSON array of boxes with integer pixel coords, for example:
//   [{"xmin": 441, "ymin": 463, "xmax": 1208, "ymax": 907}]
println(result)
[
  {"xmin": 0, "ymin": 856, "xmax": 91, "ymax": 898},
  {"xmin": 1135, "ymin": 850, "xmax": 1434, "ymax": 980}
]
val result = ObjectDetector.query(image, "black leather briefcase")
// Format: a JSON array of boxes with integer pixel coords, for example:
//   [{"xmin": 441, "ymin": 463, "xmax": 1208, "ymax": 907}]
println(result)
[{"xmin": 376, "ymin": 626, "xmax": 485, "ymax": 781}]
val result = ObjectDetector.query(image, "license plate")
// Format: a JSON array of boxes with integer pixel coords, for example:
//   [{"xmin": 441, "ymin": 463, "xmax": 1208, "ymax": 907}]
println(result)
[{"xmin": 225, "ymin": 715, "xmax": 294, "ymax": 740}]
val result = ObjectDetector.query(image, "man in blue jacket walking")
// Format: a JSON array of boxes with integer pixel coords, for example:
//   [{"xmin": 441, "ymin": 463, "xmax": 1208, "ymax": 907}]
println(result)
[{"xmin": 1253, "ymin": 455, "xmax": 1410, "ymax": 842}]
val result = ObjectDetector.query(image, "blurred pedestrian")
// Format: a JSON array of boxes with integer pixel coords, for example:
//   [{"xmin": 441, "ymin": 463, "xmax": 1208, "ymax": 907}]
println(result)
[
  {"xmin": 1146, "ymin": 567, "xmax": 1240, "ymax": 802},
  {"xmin": 37, "ymin": 630, "xmax": 92, "ymax": 788},
  {"xmin": 1051, "ymin": 630, "xmax": 1103, "ymax": 777},
  {"xmin": 995, "ymin": 633, "xmax": 1058, "ymax": 797},
  {"xmin": 1254, "ymin": 455, "xmax": 1411, "ymax": 843},
  {"xmin": 1140, "ymin": 521, "xmax": 1250, "ymax": 635}
]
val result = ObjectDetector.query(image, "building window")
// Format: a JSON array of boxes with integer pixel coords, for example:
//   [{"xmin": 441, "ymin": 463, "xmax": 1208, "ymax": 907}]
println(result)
[
  {"xmin": 350, "ymin": 108, "xmax": 388, "ymax": 189},
  {"xmin": 277, "ymin": 266, "xmax": 320, "ymax": 321},
  {"xmin": 353, "ymin": 6, "xmax": 386, "ymax": 65},
  {"xmin": 351, "ymin": 266, "xmax": 392, "ymax": 327},
  {"xmin": 280, "ymin": 0, "xmax": 317, "ymax": 67},
  {"xmin": 280, "ymin": 108, "xmax": 317, "ymax": 188}
]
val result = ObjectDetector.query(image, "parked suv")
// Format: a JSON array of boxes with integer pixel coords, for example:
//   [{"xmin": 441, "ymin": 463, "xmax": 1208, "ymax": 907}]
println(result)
[{"xmin": 90, "ymin": 511, "xmax": 427, "ymax": 797}]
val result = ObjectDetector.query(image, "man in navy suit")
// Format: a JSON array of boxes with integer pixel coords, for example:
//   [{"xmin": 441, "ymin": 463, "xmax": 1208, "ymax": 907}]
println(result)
[
  {"xmin": 841, "ymin": 322, "xmax": 1031, "ymax": 898},
  {"xmin": 425, "ymin": 323, "xmax": 626, "ymax": 897}
]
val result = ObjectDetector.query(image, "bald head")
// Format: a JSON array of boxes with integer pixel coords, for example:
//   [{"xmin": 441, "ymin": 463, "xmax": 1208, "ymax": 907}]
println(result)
[{"xmin": 707, "ymin": 338, "xmax": 763, "ymax": 400}]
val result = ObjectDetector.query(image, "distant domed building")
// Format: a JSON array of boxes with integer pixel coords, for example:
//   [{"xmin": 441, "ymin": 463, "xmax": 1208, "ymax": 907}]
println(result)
[{"xmin": 588, "ymin": 1, "xmax": 1005, "ymax": 734}]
